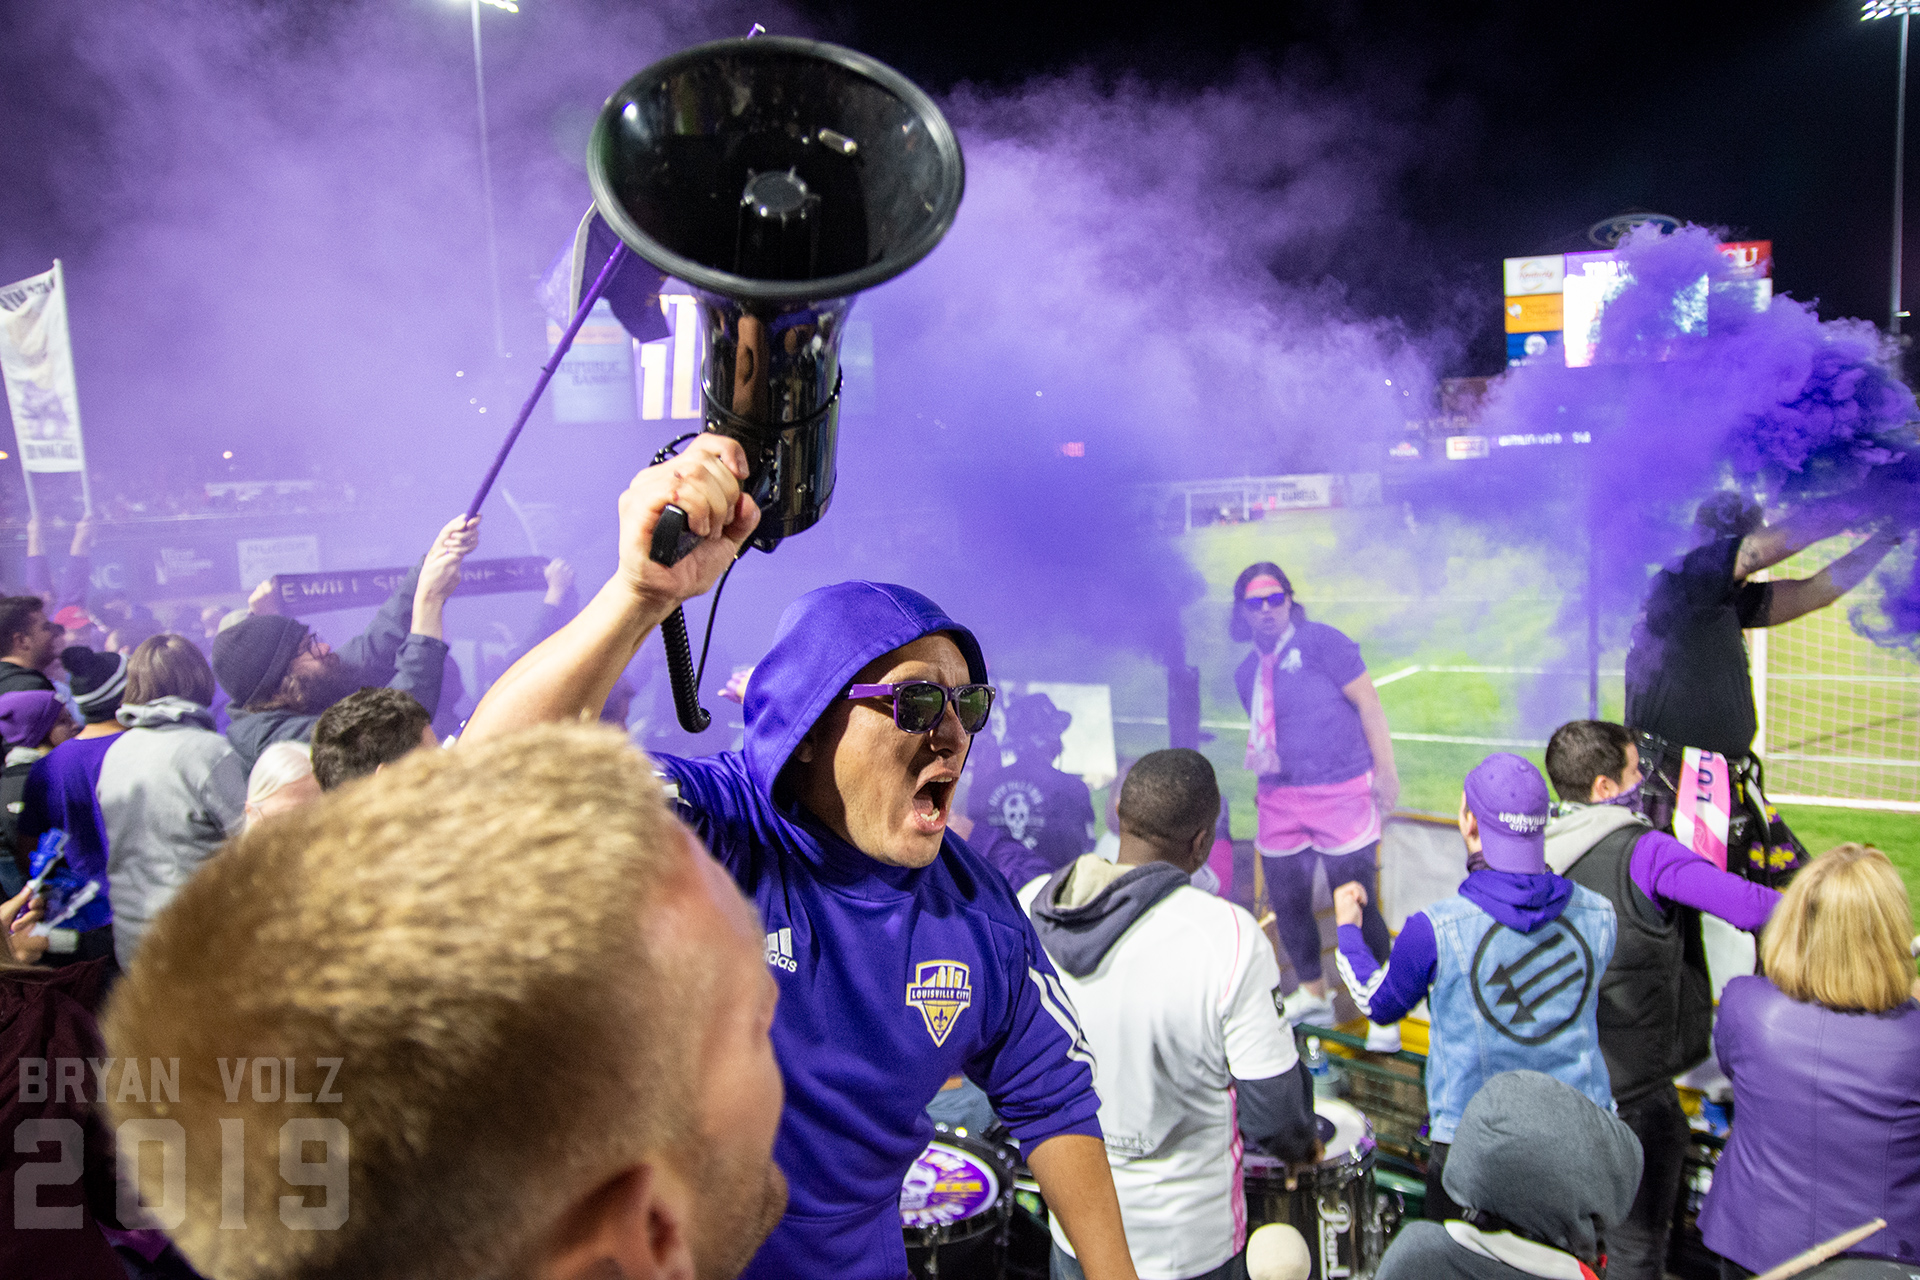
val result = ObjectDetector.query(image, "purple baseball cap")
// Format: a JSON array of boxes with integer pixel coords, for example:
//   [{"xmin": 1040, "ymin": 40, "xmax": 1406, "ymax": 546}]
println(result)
[{"xmin": 1464, "ymin": 753, "xmax": 1551, "ymax": 874}]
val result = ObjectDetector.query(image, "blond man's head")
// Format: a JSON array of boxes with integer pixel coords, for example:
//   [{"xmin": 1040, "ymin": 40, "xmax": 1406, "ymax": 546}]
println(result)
[
  {"xmin": 102, "ymin": 724, "xmax": 785, "ymax": 1280},
  {"xmin": 1761, "ymin": 842, "xmax": 1917, "ymax": 1015}
]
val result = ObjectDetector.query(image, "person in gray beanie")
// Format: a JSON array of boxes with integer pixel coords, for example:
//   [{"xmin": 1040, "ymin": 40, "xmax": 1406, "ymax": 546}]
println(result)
[
  {"xmin": 1376, "ymin": 1070, "xmax": 1642, "ymax": 1280},
  {"xmin": 213, "ymin": 515, "xmax": 477, "ymax": 773},
  {"xmin": 61, "ymin": 645, "xmax": 127, "ymax": 726}
]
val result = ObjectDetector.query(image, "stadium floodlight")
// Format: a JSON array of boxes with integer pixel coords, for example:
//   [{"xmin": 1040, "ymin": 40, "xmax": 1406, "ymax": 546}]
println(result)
[
  {"xmin": 448, "ymin": 0, "xmax": 517, "ymax": 355},
  {"xmin": 1864, "ymin": 1, "xmax": 1915, "ymax": 334}
]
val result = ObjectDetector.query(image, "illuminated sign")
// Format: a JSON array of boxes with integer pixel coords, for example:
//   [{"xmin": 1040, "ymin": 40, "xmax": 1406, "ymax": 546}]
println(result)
[
  {"xmin": 1446, "ymin": 435, "xmax": 1490, "ymax": 460},
  {"xmin": 1503, "ymin": 240, "xmax": 1774, "ymax": 370},
  {"xmin": 1503, "ymin": 255, "xmax": 1565, "ymax": 296},
  {"xmin": 1505, "ymin": 294, "xmax": 1564, "ymax": 334}
]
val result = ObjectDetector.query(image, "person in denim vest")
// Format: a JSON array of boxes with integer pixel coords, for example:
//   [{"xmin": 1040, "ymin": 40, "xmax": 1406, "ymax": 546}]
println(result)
[{"xmin": 1334, "ymin": 753, "xmax": 1617, "ymax": 1221}]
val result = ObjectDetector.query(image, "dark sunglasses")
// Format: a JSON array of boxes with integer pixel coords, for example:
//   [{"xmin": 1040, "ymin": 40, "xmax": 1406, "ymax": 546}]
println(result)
[
  {"xmin": 844, "ymin": 681, "xmax": 996, "ymax": 734},
  {"xmin": 1240, "ymin": 593, "xmax": 1290, "ymax": 612}
]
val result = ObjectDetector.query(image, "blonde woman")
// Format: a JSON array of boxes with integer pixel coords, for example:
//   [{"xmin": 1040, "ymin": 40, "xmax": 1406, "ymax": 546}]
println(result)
[{"xmin": 1699, "ymin": 844, "xmax": 1920, "ymax": 1276}]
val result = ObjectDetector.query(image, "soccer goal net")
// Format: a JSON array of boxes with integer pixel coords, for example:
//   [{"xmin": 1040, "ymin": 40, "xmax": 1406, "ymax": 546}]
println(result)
[{"xmin": 1752, "ymin": 548, "xmax": 1920, "ymax": 812}]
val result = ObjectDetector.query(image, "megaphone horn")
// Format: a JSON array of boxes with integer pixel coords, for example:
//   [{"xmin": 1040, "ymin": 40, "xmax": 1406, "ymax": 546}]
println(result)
[
  {"xmin": 585, "ymin": 36, "xmax": 964, "ymax": 731},
  {"xmin": 588, "ymin": 35, "xmax": 965, "ymax": 558}
]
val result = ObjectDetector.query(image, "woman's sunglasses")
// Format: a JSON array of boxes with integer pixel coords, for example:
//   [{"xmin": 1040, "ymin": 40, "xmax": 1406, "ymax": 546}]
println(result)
[
  {"xmin": 844, "ymin": 681, "xmax": 997, "ymax": 734},
  {"xmin": 1240, "ymin": 593, "xmax": 1290, "ymax": 612}
]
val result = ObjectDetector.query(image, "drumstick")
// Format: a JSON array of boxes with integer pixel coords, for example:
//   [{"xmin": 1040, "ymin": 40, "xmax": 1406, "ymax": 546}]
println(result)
[{"xmin": 1751, "ymin": 1218, "xmax": 1887, "ymax": 1280}]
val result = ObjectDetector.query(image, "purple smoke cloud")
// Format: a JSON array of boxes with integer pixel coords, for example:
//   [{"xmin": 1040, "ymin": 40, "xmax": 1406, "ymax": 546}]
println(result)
[{"xmin": 1479, "ymin": 222, "xmax": 1919, "ymax": 654}]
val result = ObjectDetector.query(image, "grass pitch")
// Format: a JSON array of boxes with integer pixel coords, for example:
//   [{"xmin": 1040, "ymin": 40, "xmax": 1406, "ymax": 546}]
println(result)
[{"xmin": 1069, "ymin": 510, "xmax": 1917, "ymax": 927}]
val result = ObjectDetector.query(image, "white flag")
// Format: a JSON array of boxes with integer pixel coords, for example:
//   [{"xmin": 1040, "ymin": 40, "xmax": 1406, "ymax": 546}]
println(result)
[{"xmin": 0, "ymin": 261, "xmax": 87, "ymax": 473}]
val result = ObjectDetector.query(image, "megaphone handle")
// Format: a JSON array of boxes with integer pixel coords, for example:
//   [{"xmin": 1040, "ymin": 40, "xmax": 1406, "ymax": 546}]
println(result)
[
  {"xmin": 661, "ymin": 605, "xmax": 712, "ymax": 734},
  {"xmin": 650, "ymin": 504, "xmax": 702, "ymax": 567}
]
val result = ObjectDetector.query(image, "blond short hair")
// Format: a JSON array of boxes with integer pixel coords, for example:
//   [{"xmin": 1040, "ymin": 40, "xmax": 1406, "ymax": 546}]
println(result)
[
  {"xmin": 102, "ymin": 724, "xmax": 702, "ymax": 1280},
  {"xmin": 1760, "ymin": 843, "xmax": 1917, "ymax": 1014},
  {"xmin": 126, "ymin": 633, "xmax": 217, "ymax": 707}
]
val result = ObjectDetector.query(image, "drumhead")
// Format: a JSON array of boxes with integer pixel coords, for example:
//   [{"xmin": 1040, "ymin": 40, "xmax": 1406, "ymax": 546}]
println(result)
[
  {"xmin": 1316, "ymin": 1097, "xmax": 1372, "ymax": 1163},
  {"xmin": 900, "ymin": 1130, "xmax": 1011, "ymax": 1230},
  {"xmin": 1243, "ymin": 1096, "xmax": 1375, "ymax": 1177}
]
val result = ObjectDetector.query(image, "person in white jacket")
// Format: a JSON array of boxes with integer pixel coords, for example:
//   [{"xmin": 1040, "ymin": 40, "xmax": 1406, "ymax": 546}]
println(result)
[
  {"xmin": 1021, "ymin": 749, "xmax": 1320, "ymax": 1280},
  {"xmin": 98, "ymin": 634, "xmax": 246, "ymax": 968}
]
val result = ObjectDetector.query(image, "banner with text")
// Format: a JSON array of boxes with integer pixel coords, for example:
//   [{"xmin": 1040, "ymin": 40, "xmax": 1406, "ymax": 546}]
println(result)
[
  {"xmin": 0, "ymin": 262, "xmax": 87, "ymax": 473},
  {"xmin": 271, "ymin": 556, "xmax": 549, "ymax": 615}
]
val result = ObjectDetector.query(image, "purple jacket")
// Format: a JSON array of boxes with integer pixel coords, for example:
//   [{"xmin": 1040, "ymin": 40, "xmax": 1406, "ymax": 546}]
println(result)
[{"xmin": 1699, "ymin": 975, "xmax": 1920, "ymax": 1270}]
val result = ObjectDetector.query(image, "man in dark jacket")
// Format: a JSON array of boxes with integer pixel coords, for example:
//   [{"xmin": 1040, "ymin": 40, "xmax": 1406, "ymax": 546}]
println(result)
[
  {"xmin": 968, "ymin": 692, "xmax": 1096, "ymax": 885},
  {"xmin": 1375, "ymin": 1070, "xmax": 1641, "ymax": 1280},
  {"xmin": 0, "ymin": 595, "xmax": 63, "ymax": 695},
  {"xmin": 212, "ymin": 515, "xmax": 476, "ymax": 772},
  {"xmin": 1542, "ymin": 720, "xmax": 1780, "ymax": 1280}
]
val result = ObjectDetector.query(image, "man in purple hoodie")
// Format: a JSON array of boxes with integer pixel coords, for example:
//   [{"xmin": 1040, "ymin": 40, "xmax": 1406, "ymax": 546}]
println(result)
[
  {"xmin": 1333, "ymin": 753, "xmax": 1618, "ymax": 1223},
  {"xmin": 465, "ymin": 436, "xmax": 1135, "ymax": 1280}
]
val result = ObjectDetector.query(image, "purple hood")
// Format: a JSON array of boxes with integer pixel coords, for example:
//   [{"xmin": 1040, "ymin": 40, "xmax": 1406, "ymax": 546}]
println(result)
[
  {"xmin": 741, "ymin": 582, "xmax": 987, "ymax": 799},
  {"xmin": 1459, "ymin": 869, "xmax": 1574, "ymax": 933}
]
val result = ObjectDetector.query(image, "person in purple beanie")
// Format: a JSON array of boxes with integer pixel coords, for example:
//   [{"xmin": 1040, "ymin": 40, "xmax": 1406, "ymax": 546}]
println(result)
[
  {"xmin": 464, "ymin": 436, "xmax": 1136, "ymax": 1280},
  {"xmin": 1542, "ymin": 720, "xmax": 1781, "ymax": 1280},
  {"xmin": 0, "ymin": 690, "xmax": 77, "ymax": 886},
  {"xmin": 13, "ymin": 647, "xmax": 128, "ymax": 966},
  {"xmin": 1332, "ymin": 752, "xmax": 1617, "ymax": 1223}
]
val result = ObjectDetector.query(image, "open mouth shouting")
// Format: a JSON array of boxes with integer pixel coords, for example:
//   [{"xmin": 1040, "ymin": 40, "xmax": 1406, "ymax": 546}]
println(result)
[{"xmin": 910, "ymin": 770, "xmax": 960, "ymax": 837}]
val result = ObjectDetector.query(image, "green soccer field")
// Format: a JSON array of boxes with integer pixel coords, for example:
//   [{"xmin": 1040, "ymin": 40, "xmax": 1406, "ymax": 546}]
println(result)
[{"xmin": 1042, "ymin": 510, "xmax": 1919, "ymax": 928}]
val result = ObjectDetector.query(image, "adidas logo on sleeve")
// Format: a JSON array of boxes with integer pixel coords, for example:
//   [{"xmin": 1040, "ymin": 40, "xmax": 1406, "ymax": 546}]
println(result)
[{"xmin": 765, "ymin": 927, "xmax": 798, "ymax": 973}]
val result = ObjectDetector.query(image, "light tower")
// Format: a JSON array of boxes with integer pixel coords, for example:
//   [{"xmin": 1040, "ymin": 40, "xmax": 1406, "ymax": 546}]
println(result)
[{"xmin": 1864, "ymin": 1, "xmax": 1916, "ymax": 335}]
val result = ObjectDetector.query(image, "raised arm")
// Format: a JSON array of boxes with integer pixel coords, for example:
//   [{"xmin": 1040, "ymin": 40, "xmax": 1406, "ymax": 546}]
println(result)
[
  {"xmin": 1342, "ymin": 672, "xmax": 1401, "ymax": 814},
  {"xmin": 462, "ymin": 436, "xmax": 756, "ymax": 742},
  {"xmin": 1760, "ymin": 526, "xmax": 1903, "ymax": 626},
  {"xmin": 1733, "ymin": 492, "xmax": 1880, "ymax": 580},
  {"xmin": 1334, "ymin": 887, "xmax": 1434, "ymax": 1025},
  {"xmin": 1631, "ymin": 830, "xmax": 1780, "ymax": 932},
  {"xmin": 407, "ymin": 515, "xmax": 482, "ymax": 643}
]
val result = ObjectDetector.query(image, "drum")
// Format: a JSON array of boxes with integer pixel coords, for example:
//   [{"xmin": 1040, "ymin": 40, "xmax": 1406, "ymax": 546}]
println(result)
[
  {"xmin": 901, "ymin": 1125, "xmax": 1017, "ymax": 1279},
  {"xmin": 1243, "ymin": 1097, "xmax": 1400, "ymax": 1280}
]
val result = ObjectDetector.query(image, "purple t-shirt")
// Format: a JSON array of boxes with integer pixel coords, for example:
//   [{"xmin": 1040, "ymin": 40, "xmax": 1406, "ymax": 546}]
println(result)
[
  {"xmin": 1235, "ymin": 619, "xmax": 1372, "ymax": 786},
  {"xmin": 20, "ymin": 734, "xmax": 119, "ymax": 886}
]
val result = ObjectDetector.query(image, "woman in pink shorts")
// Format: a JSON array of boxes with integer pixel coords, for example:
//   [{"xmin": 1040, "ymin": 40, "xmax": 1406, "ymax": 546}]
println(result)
[{"xmin": 1232, "ymin": 561, "xmax": 1401, "ymax": 1047}]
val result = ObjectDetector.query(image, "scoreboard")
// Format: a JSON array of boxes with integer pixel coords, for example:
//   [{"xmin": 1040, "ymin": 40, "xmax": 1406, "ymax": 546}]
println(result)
[{"xmin": 1502, "ymin": 241, "xmax": 1773, "ymax": 368}]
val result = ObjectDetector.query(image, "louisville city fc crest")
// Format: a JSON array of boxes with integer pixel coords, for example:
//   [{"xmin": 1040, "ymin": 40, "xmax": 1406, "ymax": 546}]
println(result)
[{"xmin": 906, "ymin": 960, "xmax": 973, "ymax": 1047}]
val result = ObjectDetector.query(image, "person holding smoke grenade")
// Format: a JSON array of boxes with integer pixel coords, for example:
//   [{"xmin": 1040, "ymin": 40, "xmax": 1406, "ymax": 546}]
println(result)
[
  {"xmin": 1230, "ymin": 561, "xmax": 1401, "ymax": 1049},
  {"xmin": 464, "ymin": 435, "xmax": 1136, "ymax": 1280},
  {"xmin": 1625, "ymin": 492, "xmax": 1904, "ymax": 885}
]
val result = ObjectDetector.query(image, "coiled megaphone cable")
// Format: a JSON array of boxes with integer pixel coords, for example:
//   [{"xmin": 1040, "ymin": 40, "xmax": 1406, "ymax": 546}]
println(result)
[{"xmin": 650, "ymin": 435, "xmax": 736, "ymax": 734}]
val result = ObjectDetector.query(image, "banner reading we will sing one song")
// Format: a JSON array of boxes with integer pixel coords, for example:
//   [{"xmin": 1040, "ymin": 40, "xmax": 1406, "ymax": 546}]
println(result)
[{"xmin": 0, "ymin": 261, "xmax": 88, "ymax": 473}]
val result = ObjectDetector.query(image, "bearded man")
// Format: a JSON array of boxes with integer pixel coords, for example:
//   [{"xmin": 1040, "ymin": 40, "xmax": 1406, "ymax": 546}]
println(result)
[{"xmin": 213, "ymin": 515, "xmax": 477, "ymax": 771}]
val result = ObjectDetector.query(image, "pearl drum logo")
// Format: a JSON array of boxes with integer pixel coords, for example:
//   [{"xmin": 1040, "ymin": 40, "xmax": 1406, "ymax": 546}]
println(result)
[
  {"xmin": 1469, "ymin": 919, "xmax": 1597, "ymax": 1046},
  {"xmin": 906, "ymin": 960, "xmax": 972, "ymax": 1047},
  {"xmin": 899, "ymin": 1139, "xmax": 1000, "ymax": 1228}
]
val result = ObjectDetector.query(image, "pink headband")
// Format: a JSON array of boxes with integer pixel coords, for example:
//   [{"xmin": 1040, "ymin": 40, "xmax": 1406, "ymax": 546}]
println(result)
[{"xmin": 1244, "ymin": 575, "xmax": 1285, "ymax": 596}]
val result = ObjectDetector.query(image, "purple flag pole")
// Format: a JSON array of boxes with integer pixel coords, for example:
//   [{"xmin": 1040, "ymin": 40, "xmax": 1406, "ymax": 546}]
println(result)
[{"xmin": 464, "ymin": 240, "xmax": 630, "ymax": 520}]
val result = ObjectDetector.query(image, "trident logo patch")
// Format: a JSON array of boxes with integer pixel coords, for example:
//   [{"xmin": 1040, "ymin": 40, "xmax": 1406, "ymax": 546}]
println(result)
[{"xmin": 906, "ymin": 960, "xmax": 973, "ymax": 1046}]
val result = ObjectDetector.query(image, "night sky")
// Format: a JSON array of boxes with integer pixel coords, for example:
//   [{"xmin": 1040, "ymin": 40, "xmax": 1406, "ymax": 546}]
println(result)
[
  {"xmin": 0, "ymin": 0, "xmax": 1912, "ymax": 456},
  {"xmin": 783, "ymin": 0, "xmax": 1915, "ymax": 370}
]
